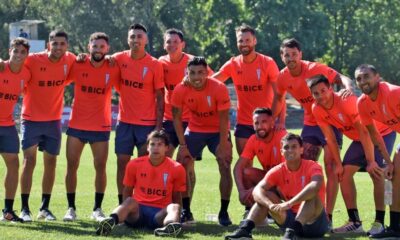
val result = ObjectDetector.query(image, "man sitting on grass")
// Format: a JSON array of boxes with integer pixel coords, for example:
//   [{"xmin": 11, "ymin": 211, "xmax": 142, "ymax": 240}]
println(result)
[{"xmin": 96, "ymin": 130, "xmax": 186, "ymax": 237}]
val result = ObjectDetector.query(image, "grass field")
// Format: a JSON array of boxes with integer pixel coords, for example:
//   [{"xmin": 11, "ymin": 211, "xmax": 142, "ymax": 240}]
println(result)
[{"xmin": 0, "ymin": 129, "xmax": 397, "ymax": 239}]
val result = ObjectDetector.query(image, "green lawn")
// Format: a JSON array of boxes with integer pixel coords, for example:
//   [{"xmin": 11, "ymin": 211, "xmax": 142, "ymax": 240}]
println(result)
[{"xmin": 0, "ymin": 129, "xmax": 397, "ymax": 239}]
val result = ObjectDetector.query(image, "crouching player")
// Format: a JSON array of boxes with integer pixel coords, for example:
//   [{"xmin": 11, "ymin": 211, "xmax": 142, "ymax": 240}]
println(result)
[{"xmin": 96, "ymin": 130, "xmax": 186, "ymax": 237}]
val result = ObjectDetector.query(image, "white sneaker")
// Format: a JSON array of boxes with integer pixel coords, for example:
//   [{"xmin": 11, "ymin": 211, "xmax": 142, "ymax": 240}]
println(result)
[
  {"xmin": 63, "ymin": 208, "xmax": 77, "ymax": 222},
  {"xmin": 332, "ymin": 221, "xmax": 364, "ymax": 233},
  {"xmin": 37, "ymin": 209, "xmax": 56, "ymax": 221},
  {"xmin": 367, "ymin": 222, "xmax": 384, "ymax": 236},
  {"xmin": 91, "ymin": 208, "xmax": 106, "ymax": 222},
  {"xmin": 19, "ymin": 209, "xmax": 32, "ymax": 222}
]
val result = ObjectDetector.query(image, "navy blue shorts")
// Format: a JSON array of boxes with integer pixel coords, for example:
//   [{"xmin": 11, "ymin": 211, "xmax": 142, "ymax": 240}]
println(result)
[
  {"xmin": 21, "ymin": 120, "xmax": 62, "ymax": 155},
  {"xmin": 234, "ymin": 124, "xmax": 255, "ymax": 139},
  {"xmin": 115, "ymin": 121, "xmax": 154, "ymax": 155},
  {"xmin": 0, "ymin": 126, "xmax": 20, "ymax": 154},
  {"xmin": 162, "ymin": 120, "xmax": 188, "ymax": 147},
  {"xmin": 66, "ymin": 128, "xmax": 110, "ymax": 144},
  {"xmin": 125, "ymin": 204, "xmax": 162, "ymax": 229},
  {"xmin": 185, "ymin": 131, "xmax": 231, "ymax": 158},
  {"xmin": 278, "ymin": 208, "xmax": 329, "ymax": 238},
  {"xmin": 301, "ymin": 125, "xmax": 343, "ymax": 147},
  {"xmin": 343, "ymin": 131, "xmax": 396, "ymax": 168}
]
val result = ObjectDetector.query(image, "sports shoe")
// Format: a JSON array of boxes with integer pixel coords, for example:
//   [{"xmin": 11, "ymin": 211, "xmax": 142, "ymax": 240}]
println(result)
[
  {"xmin": 91, "ymin": 208, "xmax": 106, "ymax": 222},
  {"xmin": 331, "ymin": 221, "xmax": 364, "ymax": 233},
  {"xmin": 369, "ymin": 227, "xmax": 400, "ymax": 239},
  {"xmin": 367, "ymin": 222, "xmax": 385, "ymax": 236},
  {"xmin": 218, "ymin": 211, "xmax": 232, "ymax": 226},
  {"xmin": 225, "ymin": 227, "xmax": 253, "ymax": 240},
  {"xmin": 282, "ymin": 228, "xmax": 298, "ymax": 240},
  {"xmin": 1, "ymin": 209, "xmax": 23, "ymax": 222},
  {"xmin": 154, "ymin": 222, "xmax": 182, "ymax": 237},
  {"xmin": 37, "ymin": 209, "xmax": 56, "ymax": 221},
  {"xmin": 180, "ymin": 210, "xmax": 195, "ymax": 225},
  {"xmin": 19, "ymin": 209, "xmax": 32, "ymax": 222},
  {"xmin": 63, "ymin": 208, "xmax": 77, "ymax": 222},
  {"xmin": 96, "ymin": 217, "xmax": 116, "ymax": 236}
]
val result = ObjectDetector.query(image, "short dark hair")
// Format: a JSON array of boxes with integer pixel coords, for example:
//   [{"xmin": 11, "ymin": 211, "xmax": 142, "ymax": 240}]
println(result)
[
  {"xmin": 307, "ymin": 74, "xmax": 330, "ymax": 90},
  {"xmin": 164, "ymin": 28, "xmax": 184, "ymax": 41},
  {"xmin": 280, "ymin": 38, "xmax": 301, "ymax": 53},
  {"xmin": 147, "ymin": 130, "xmax": 170, "ymax": 146},
  {"xmin": 235, "ymin": 24, "xmax": 256, "ymax": 36},
  {"xmin": 355, "ymin": 64, "xmax": 378, "ymax": 75},
  {"xmin": 10, "ymin": 37, "xmax": 30, "ymax": 51},
  {"xmin": 89, "ymin": 32, "xmax": 109, "ymax": 44},
  {"xmin": 281, "ymin": 133, "xmax": 303, "ymax": 147},
  {"xmin": 187, "ymin": 56, "xmax": 208, "ymax": 68},
  {"xmin": 49, "ymin": 30, "xmax": 69, "ymax": 42},
  {"xmin": 129, "ymin": 23, "xmax": 147, "ymax": 33},
  {"xmin": 253, "ymin": 107, "xmax": 272, "ymax": 116}
]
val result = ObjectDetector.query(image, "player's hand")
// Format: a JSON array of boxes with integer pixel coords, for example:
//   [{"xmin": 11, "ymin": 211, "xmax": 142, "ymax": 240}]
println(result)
[
  {"xmin": 239, "ymin": 188, "xmax": 254, "ymax": 206},
  {"xmin": 105, "ymin": 55, "xmax": 116, "ymax": 66},
  {"xmin": 338, "ymin": 88, "xmax": 354, "ymax": 99},
  {"xmin": 335, "ymin": 162, "xmax": 344, "ymax": 182},
  {"xmin": 182, "ymin": 75, "xmax": 191, "ymax": 87},
  {"xmin": 216, "ymin": 141, "xmax": 233, "ymax": 168},
  {"xmin": 177, "ymin": 145, "xmax": 192, "ymax": 163},
  {"xmin": 274, "ymin": 122, "xmax": 286, "ymax": 131},
  {"xmin": 76, "ymin": 53, "xmax": 88, "ymax": 63},
  {"xmin": 272, "ymin": 202, "xmax": 291, "ymax": 212},
  {"xmin": 367, "ymin": 161, "xmax": 384, "ymax": 179},
  {"xmin": 0, "ymin": 58, "xmax": 5, "ymax": 72},
  {"xmin": 384, "ymin": 162, "xmax": 394, "ymax": 180}
]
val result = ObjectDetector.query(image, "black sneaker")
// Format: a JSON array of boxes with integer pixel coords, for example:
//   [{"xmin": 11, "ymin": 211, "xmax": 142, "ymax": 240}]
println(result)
[
  {"xmin": 154, "ymin": 222, "xmax": 182, "ymax": 237},
  {"xmin": 369, "ymin": 226, "xmax": 400, "ymax": 239},
  {"xmin": 180, "ymin": 210, "xmax": 195, "ymax": 225},
  {"xmin": 218, "ymin": 211, "xmax": 232, "ymax": 226},
  {"xmin": 96, "ymin": 217, "xmax": 116, "ymax": 236},
  {"xmin": 225, "ymin": 228, "xmax": 252, "ymax": 240},
  {"xmin": 1, "ymin": 209, "xmax": 24, "ymax": 222},
  {"xmin": 282, "ymin": 228, "xmax": 298, "ymax": 240}
]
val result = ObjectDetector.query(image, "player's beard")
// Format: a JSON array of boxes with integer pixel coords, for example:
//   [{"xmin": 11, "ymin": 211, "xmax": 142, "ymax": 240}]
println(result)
[
  {"xmin": 256, "ymin": 129, "xmax": 269, "ymax": 139},
  {"xmin": 92, "ymin": 53, "xmax": 105, "ymax": 62},
  {"xmin": 239, "ymin": 46, "xmax": 254, "ymax": 56}
]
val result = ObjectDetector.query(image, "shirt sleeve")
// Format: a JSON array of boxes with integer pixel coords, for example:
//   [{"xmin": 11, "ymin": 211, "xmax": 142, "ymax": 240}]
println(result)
[
  {"xmin": 153, "ymin": 60, "xmax": 165, "ymax": 90},
  {"xmin": 266, "ymin": 57, "xmax": 279, "ymax": 83},
  {"xmin": 218, "ymin": 59, "xmax": 233, "ymax": 82},
  {"xmin": 123, "ymin": 160, "xmax": 137, "ymax": 187},
  {"xmin": 216, "ymin": 83, "xmax": 231, "ymax": 111},
  {"xmin": 312, "ymin": 104, "xmax": 329, "ymax": 127},
  {"xmin": 276, "ymin": 73, "xmax": 287, "ymax": 95},
  {"xmin": 171, "ymin": 84, "xmax": 184, "ymax": 108},
  {"xmin": 357, "ymin": 97, "xmax": 374, "ymax": 126},
  {"xmin": 173, "ymin": 164, "xmax": 187, "ymax": 192},
  {"xmin": 309, "ymin": 62, "xmax": 338, "ymax": 84},
  {"xmin": 240, "ymin": 135, "xmax": 256, "ymax": 160}
]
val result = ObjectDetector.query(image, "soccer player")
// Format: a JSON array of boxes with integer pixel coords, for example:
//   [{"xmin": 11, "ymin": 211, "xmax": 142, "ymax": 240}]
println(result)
[
  {"xmin": 113, "ymin": 23, "xmax": 164, "ymax": 204},
  {"xmin": 96, "ymin": 130, "xmax": 186, "ymax": 237},
  {"xmin": 172, "ymin": 56, "xmax": 233, "ymax": 226},
  {"xmin": 234, "ymin": 107, "xmax": 286, "ymax": 215},
  {"xmin": 225, "ymin": 133, "xmax": 328, "ymax": 240},
  {"xmin": 18, "ymin": 30, "xmax": 76, "ymax": 221},
  {"xmin": 271, "ymin": 38, "xmax": 353, "ymax": 222},
  {"xmin": 0, "ymin": 38, "xmax": 30, "ymax": 222},
  {"xmin": 212, "ymin": 24, "xmax": 281, "ymax": 155},
  {"xmin": 308, "ymin": 75, "xmax": 395, "ymax": 235},
  {"xmin": 62, "ymin": 32, "xmax": 120, "ymax": 222},
  {"xmin": 355, "ymin": 64, "xmax": 400, "ymax": 239}
]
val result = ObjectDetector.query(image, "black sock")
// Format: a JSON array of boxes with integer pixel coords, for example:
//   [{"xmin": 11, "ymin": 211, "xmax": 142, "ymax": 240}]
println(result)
[
  {"xmin": 291, "ymin": 220, "xmax": 304, "ymax": 236},
  {"xmin": 245, "ymin": 206, "xmax": 251, "ymax": 211},
  {"xmin": 240, "ymin": 219, "xmax": 255, "ymax": 232},
  {"xmin": 328, "ymin": 214, "xmax": 333, "ymax": 222},
  {"xmin": 40, "ymin": 194, "xmax": 51, "ymax": 211},
  {"xmin": 94, "ymin": 192, "xmax": 104, "ymax": 211},
  {"xmin": 220, "ymin": 199, "xmax": 230, "ymax": 213},
  {"xmin": 390, "ymin": 211, "xmax": 400, "ymax": 231},
  {"xmin": 21, "ymin": 194, "xmax": 30, "ymax": 211},
  {"xmin": 347, "ymin": 209, "xmax": 361, "ymax": 223},
  {"xmin": 118, "ymin": 194, "xmax": 123, "ymax": 205},
  {"xmin": 4, "ymin": 199, "xmax": 14, "ymax": 212},
  {"xmin": 110, "ymin": 213, "xmax": 119, "ymax": 224},
  {"xmin": 67, "ymin": 193, "xmax": 76, "ymax": 210},
  {"xmin": 375, "ymin": 210, "xmax": 385, "ymax": 224},
  {"xmin": 182, "ymin": 197, "xmax": 191, "ymax": 212}
]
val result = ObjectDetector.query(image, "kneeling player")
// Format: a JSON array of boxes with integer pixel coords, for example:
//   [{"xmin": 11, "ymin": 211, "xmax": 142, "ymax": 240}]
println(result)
[{"xmin": 96, "ymin": 130, "xmax": 186, "ymax": 237}]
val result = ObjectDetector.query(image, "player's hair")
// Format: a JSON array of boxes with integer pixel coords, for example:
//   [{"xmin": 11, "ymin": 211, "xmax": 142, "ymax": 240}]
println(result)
[
  {"xmin": 281, "ymin": 133, "xmax": 303, "ymax": 147},
  {"xmin": 89, "ymin": 32, "xmax": 109, "ymax": 44},
  {"xmin": 280, "ymin": 38, "xmax": 301, "ymax": 53},
  {"xmin": 307, "ymin": 74, "xmax": 330, "ymax": 90},
  {"xmin": 355, "ymin": 64, "xmax": 378, "ymax": 75},
  {"xmin": 187, "ymin": 56, "xmax": 208, "ymax": 68},
  {"xmin": 147, "ymin": 130, "xmax": 170, "ymax": 146},
  {"xmin": 235, "ymin": 24, "xmax": 256, "ymax": 36},
  {"xmin": 129, "ymin": 23, "xmax": 147, "ymax": 33},
  {"xmin": 253, "ymin": 107, "xmax": 272, "ymax": 116},
  {"xmin": 49, "ymin": 30, "xmax": 69, "ymax": 42},
  {"xmin": 164, "ymin": 28, "xmax": 184, "ymax": 41},
  {"xmin": 10, "ymin": 37, "xmax": 30, "ymax": 51}
]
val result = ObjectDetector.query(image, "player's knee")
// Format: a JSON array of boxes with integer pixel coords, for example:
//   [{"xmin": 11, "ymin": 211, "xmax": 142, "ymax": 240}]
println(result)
[{"xmin": 167, "ymin": 203, "xmax": 180, "ymax": 213}]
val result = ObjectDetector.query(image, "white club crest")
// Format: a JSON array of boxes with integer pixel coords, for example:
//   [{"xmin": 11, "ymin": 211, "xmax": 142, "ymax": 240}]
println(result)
[
  {"xmin": 20, "ymin": 79, "xmax": 25, "ymax": 91},
  {"xmin": 301, "ymin": 176, "xmax": 305, "ymax": 188},
  {"xmin": 256, "ymin": 68, "xmax": 261, "ymax": 81},
  {"xmin": 338, "ymin": 113, "xmax": 344, "ymax": 122},
  {"xmin": 163, "ymin": 173, "xmax": 168, "ymax": 188},
  {"xmin": 63, "ymin": 64, "xmax": 68, "ymax": 77},
  {"xmin": 273, "ymin": 146, "xmax": 277, "ymax": 158},
  {"xmin": 105, "ymin": 73, "xmax": 110, "ymax": 85},
  {"xmin": 382, "ymin": 104, "xmax": 387, "ymax": 115},
  {"xmin": 142, "ymin": 67, "xmax": 148, "ymax": 80},
  {"xmin": 207, "ymin": 96, "xmax": 211, "ymax": 107}
]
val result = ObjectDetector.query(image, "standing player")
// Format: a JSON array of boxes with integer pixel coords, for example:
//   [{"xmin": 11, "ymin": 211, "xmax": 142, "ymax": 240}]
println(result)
[
  {"xmin": 0, "ymin": 38, "xmax": 30, "ymax": 222},
  {"xmin": 355, "ymin": 64, "xmax": 400, "ymax": 239},
  {"xmin": 96, "ymin": 130, "xmax": 186, "ymax": 237},
  {"xmin": 308, "ymin": 75, "xmax": 395, "ymax": 235},
  {"xmin": 212, "ymin": 24, "xmax": 281, "ymax": 155},
  {"xmin": 172, "ymin": 57, "xmax": 233, "ymax": 226},
  {"xmin": 234, "ymin": 107, "xmax": 286, "ymax": 215},
  {"xmin": 18, "ymin": 30, "xmax": 76, "ymax": 221},
  {"xmin": 271, "ymin": 38, "xmax": 353, "ymax": 223},
  {"xmin": 226, "ymin": 133, "xmax": 328, "ymax": 240},
  {"xmin": 113, "ymin": 23, "xmax": 164, "ymax": 204},
  {"xmin": 62, "ymin": 32, "xmax": 120, "ymax": 222}
]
